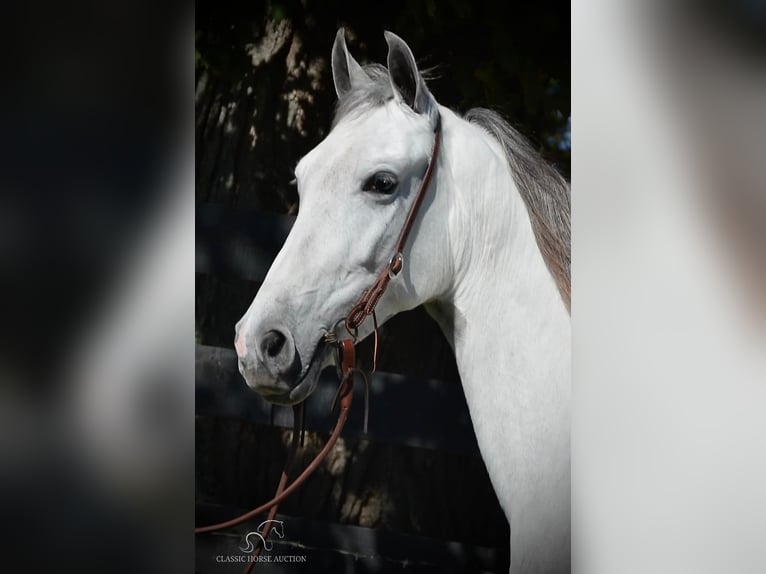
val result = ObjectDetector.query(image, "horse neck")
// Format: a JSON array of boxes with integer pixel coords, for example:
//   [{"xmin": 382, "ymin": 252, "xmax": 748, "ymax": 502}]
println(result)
[{"xmin": 428, "ymin": 107, "xmax": 571, "ymax": 572}]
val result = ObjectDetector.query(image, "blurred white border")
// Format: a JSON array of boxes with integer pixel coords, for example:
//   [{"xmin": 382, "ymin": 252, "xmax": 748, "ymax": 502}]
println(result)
[{"xmin": 573, "ymin": 1, "xmax": 766, "ymax": 572}]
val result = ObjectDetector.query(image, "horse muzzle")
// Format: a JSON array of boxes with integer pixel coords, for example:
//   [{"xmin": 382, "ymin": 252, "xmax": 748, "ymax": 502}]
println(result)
[{"xmin": 235, "ymin": 322, "xmax": 329, "ymax": 405}]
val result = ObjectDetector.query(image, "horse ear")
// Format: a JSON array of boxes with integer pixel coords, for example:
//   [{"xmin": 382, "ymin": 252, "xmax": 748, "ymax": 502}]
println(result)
[
  {"xmin": 332, "ymin": 28, "xmax": 368, "ymax": 99},
  {"xmin": 384, "ymin": 31, "xmax": 437, "ymax": 119}
]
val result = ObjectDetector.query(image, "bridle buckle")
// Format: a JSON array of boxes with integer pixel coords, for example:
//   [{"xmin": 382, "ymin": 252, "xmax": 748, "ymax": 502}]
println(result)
[{"xmin": 388, "ymin": 252, "xmax": 404, "ymax": 279}]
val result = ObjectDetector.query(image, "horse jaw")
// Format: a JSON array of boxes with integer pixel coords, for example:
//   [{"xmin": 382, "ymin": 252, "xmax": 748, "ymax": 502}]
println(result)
[{"xmin": 428, "ymin": 107, "xmax": 571, "ymax": 574}]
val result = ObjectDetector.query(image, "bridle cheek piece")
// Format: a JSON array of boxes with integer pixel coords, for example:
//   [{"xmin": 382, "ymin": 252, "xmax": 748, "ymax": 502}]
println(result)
[
  {"xmin": 194, "ymin": 115, "xmax": 442, "ymax": 570},
  {"xmin": 344, "ymin": 114, "xmax": 442, "ymax": 342}
]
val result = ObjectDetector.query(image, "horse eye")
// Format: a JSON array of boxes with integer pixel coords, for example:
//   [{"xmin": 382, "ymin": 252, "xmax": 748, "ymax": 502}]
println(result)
[{"xmin": 362, "ymin": 172, "xmax": 398, "ymax": 194}]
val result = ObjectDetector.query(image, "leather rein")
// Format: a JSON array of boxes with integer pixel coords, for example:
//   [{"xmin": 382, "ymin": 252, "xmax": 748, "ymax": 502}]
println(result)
[{"xmin": 195, "ymin": 113, "xmax": 442, "ymax": 565}]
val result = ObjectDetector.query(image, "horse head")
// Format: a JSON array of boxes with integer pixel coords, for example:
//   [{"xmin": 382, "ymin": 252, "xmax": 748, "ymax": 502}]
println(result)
[{"xmin": 235, "ymin": 30, "xmax": 452, "ymax": 404}]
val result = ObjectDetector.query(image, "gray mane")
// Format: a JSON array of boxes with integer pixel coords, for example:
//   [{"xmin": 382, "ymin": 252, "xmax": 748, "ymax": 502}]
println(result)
[
  {"xmin": 465, "ymin": 108, "xmax": 571, "ymax": 309},
  {"xmin": 333, "ymin": 68, "xmax": 571, "ymax": 309}
]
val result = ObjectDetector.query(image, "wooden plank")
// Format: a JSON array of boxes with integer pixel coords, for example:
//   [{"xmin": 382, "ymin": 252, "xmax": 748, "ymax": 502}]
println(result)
[
  {"xmin": 195, "ymin": 507, "xmax": 509, "ymax": 574},
  {"xmin": 196, "ymin": 344, "xmax": 480, "ymax": 456}
]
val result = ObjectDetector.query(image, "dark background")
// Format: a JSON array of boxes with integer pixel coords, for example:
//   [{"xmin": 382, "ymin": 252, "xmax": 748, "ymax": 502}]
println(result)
[{"xmin": 196, "ymin": 0, "xmax": 569, "ymax": 215}]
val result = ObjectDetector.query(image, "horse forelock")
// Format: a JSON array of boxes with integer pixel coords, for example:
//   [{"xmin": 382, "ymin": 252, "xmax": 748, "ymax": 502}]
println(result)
[{"xmin": 332, "ymin": 64, "xmax": 394, "ymax": 127}]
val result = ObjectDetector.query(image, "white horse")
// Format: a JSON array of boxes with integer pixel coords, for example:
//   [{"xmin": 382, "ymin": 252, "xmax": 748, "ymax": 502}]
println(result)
[{"xmin": 235, "ymin": 29, "xmax": 571, "ymax": 573}]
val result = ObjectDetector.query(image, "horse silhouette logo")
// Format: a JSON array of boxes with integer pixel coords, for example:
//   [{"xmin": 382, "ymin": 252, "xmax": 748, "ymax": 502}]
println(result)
[{"xmin": 239, "ymin": 520, "xmax": 286, "ymax": 553}]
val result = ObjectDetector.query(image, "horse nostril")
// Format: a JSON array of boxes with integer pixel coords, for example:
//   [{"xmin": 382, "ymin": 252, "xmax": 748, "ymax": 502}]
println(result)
[{"xmin": 261, "ymin": 330, "xmax": 287, "ymax": 359}]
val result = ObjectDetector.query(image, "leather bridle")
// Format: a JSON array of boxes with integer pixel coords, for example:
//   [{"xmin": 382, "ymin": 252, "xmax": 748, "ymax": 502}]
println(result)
[{"xmin": 195, "ymin": 113, "xmax": 442, "ymax": 570}]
